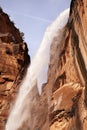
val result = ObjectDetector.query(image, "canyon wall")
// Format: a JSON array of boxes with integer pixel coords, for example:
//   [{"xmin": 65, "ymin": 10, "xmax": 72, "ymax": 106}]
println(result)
[
  {"xmin": 1, "ymin": 0, "xmax": 87, "ymax": 129},
  {"xmin": 48, "ymin": 0, "xmax": 87, "ymax": 129},
  {"xmin": 25, "ymin": 0, "xmax": 87, "ymax": 130},
  {"xmin": 0, "ymin": 8, "xmax": 30, "ymax": 130}
]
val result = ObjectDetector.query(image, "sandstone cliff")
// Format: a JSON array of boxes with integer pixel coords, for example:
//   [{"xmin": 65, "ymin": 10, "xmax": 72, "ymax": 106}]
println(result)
[
  {"xmin": 48, "ymin": 0, "xmax": 87, "ymax": 129},
  {"xmin": 3, "ymin": 0, "xmax": 87, "ymax": 130},
  {"xmin": 0, "ymin": 8, "xmax": 30, "ymax": 130},
  {"xmin": 20, "ymin": 0, "xmax": 87, "ymax": 130}
]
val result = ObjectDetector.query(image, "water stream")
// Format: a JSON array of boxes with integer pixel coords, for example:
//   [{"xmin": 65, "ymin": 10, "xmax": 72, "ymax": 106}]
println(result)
[{"xmin": 6, "ymin": 9, "xmax": 69, "ymax": 130}]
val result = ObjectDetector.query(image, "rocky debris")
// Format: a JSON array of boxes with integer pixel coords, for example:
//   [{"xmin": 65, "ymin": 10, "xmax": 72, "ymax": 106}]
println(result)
[{"xmin": 0, "ymin": 8, "xmax": 30, "ymax": 130}]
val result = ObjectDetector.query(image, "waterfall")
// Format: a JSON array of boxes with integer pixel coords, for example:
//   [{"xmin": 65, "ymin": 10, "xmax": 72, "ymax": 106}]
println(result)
[{"xmin": 6, "ymin": 9, "xmax": 69, "ymax": 130}]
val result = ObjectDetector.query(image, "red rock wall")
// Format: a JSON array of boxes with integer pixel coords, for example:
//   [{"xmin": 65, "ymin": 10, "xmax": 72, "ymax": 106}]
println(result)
[
  {"xmin": 1, "ymin": 0, "xmax": 87, "ymax": 129},
  {"xmin": 48, "ymin": 0, "xmax": 87, "ymax": 129},
  {"xmin": 26, "ymin": 0, "xmax": 87, "ymax": 129},
  {"xmin": 14, "ymin": 0, "xmax": 87, "ymax": 130},
  {"xmin": 0, "ymin": 8, "xmax": 30, "ymax": 130}
]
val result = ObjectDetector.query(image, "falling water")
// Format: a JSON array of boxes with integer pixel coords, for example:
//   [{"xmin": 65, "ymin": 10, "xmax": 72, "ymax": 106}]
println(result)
[{"xmin": 6, "ymin": 9, "xmax": 69, "ymax": 130}]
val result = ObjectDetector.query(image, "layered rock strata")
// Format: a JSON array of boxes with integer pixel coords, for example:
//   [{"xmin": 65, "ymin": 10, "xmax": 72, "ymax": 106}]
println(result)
[{"xmin": 0, "ymin": 8, "xmax": 30, "ymax": 130}]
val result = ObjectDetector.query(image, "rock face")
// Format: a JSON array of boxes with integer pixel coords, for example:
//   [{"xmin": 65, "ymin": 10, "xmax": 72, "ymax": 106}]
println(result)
[
  {"xmin": 0, "ymin": 8, "xmax": 30, "ymax": 130},
  {"xmin": 48, "ymin": 0, "xmax": 87, "ymax": 129},
  {"xmin": 23, "ymin": 0, "xmax": 87, "ymax": 130},
  {"xmin": 2, "ymin": 0, "xmax": 87, "ymax": 129}
]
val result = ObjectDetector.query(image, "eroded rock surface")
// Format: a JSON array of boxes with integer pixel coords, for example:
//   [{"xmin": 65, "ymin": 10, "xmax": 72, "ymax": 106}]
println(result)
[
  {"xmin": 14, "ymin": 0, "xmax": 87, "ymax": 130},
  {"xmin": 27, "ymin": 0, "xmax": 87, "ymax": 129},
  {"xmin": 1, "ymin": 0, "xmax": 87, "ymax": 129},
  {"xmin": 0, "ymin": 8, "xmax": 30, "ymax": 130},
  {"xmin": 48, "ymin": 0, "xmax": 87, "ymax": 129}
]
